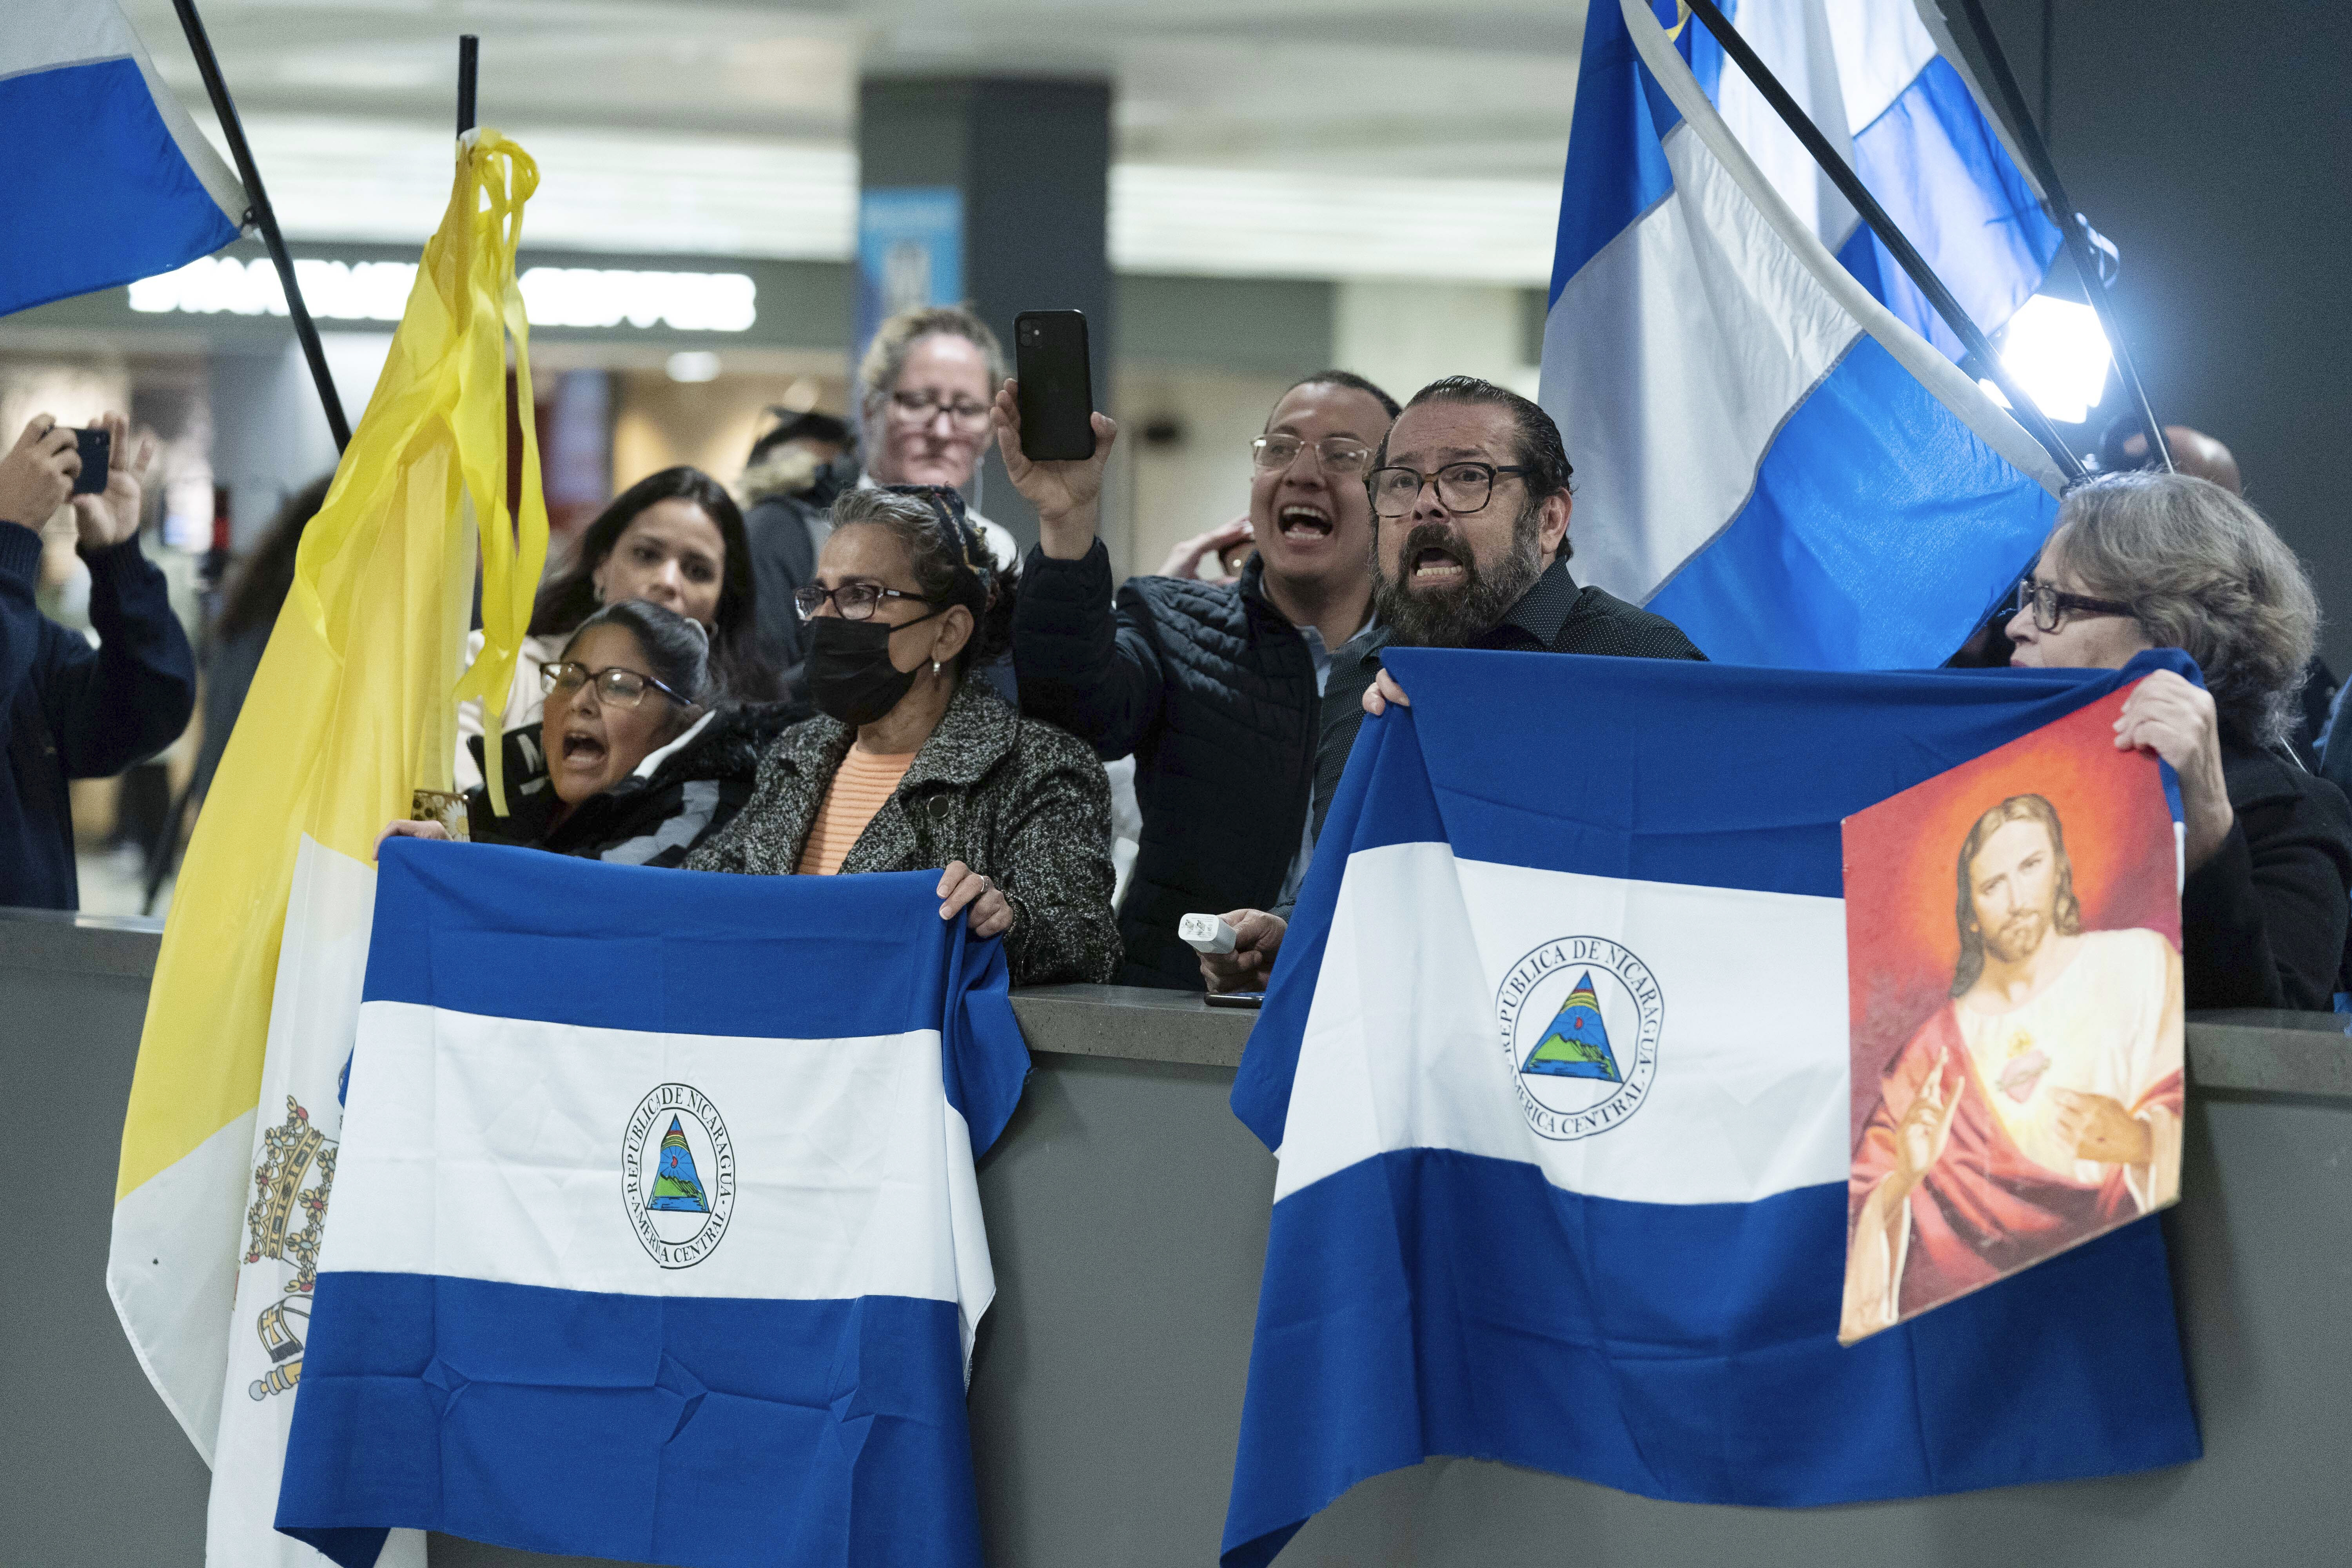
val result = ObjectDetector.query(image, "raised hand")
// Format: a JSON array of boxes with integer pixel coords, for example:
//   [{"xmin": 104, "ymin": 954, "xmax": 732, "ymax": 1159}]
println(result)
[
  {"xmin": 0, "ymin": 415, "xmax": 79, "ymax": 528},
  {"xmin": 1889, "ymin": 1048, "xmax": 1964, "ymax": 1198},
  {"xmin": 70, "ymin": 412, "xmax": 156, "ymax": 550},
  {"xmin": 2115, "ymin": 670, "xmax": 2232, "ymax": 871},
  {"xmin": 989, "ymin": 379, "xmax": 1116, "ymax": 559},
  {"xmin": 1159, "ymin": 516, "xmax": 1253, "ymax": 583}
]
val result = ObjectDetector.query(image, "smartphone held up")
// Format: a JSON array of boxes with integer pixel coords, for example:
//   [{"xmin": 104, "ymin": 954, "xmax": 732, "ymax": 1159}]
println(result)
[
  {"xmin": 1014, "ymin": 310, "xmax": 1094, "ymax": 462},
  {"xmin": 70, "ymin": 426, "xmax": 111, "ymax": 495}
]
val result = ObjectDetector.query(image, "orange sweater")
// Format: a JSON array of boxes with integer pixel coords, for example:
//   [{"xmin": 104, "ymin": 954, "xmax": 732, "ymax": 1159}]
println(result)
[{"xmin": 796, "ymin": 747, "xmax": 918, "ymax": 875}]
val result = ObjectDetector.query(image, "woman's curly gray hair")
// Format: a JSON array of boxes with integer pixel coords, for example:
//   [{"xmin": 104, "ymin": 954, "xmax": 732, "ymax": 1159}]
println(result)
[{"xmin": 2049, "ymin": 471, "xmax": 2319, "ymax": 747}]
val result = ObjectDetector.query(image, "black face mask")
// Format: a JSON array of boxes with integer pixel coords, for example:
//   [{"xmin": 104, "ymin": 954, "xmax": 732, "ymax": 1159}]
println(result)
[{"xmin": 805, "ymin": 612, "xmax": 940, "ymax": 726}]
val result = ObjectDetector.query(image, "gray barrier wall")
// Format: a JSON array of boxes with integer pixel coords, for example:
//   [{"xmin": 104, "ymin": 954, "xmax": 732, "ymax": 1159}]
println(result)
[{"xmin": 6, "ymin": 908, "xmax": 2350, "ymax": 1566}]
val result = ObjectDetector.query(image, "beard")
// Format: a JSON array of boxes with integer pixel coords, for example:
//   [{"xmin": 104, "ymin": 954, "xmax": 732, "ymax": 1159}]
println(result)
[
  {"xmin": 1980, "ymin": 908, "xmax": 2052, "ymax": 965},
  {"xmin": 1372, "ymin": 494, "xmax": 1550, "ymax": 648}
]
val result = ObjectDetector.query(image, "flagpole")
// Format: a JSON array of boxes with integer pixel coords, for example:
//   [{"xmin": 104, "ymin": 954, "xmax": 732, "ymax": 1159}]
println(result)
[
  {"xmin": 457, "ymin": 34, "xmax": 479, "ymax": 138},
  {"xmin": 1682, "ymin": 0, "xmax": 2087, "ymax": 484},
  {"xmin": 167, "ymin": 0, "xmax": 351, "ymax": 453},
  {"xmin": 1947, "ymin": 0, "xmax": 2171, "ymax": 472}
]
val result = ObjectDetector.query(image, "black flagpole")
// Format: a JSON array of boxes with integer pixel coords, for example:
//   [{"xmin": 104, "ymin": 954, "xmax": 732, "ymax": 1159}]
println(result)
[
  {"xmin": 1683, "ymin": 0, "xmax": 2086, "ymax": 484},
  {"xmin": 457, "ymin": 35, "xmax": 478, "ymax": 138},
  {"xmin": 168, "ymin": 0, "xmax": 350, "ymax": 453},
  {"xmin": 1949, "ymin": 0, "xmax": 2171, "ymax": 472}
]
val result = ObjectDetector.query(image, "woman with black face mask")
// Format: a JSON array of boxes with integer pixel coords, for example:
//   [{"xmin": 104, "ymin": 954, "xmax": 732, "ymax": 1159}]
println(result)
[{"xmin": 685, "ymin": 485, "xmax": 1120, "ymax": 986}]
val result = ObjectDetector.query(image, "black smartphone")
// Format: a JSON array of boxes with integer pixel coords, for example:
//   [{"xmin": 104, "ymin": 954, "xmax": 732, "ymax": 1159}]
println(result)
[
  {"xmin": 70, "ymin": 426, "xmax": 110, "ymax": 495},
  {"xmin": 1013, "ymin": 310, "xmax": 1095, "ymax": 462},
  {"xmin": 1204, "ymin": 990, "xmax": 1265, "ymax": 1010}
]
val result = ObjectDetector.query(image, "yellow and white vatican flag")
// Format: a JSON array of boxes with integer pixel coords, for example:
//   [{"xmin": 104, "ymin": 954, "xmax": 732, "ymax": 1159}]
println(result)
[{"xmin": 106, "ymin": 130, "xmax": 549, "ymax": 1565}]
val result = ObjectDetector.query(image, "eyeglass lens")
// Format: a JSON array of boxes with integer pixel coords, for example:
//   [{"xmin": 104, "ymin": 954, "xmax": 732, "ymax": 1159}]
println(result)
[
  {"xmin": 891, "ymin": 390, "xmax": 989, "ymax": 428},
  {"xmin": 544, "ymin": 665, "xmax": 655, "ymax": 709},
  {"xmin": 1252, "ymin": 435, "xmax": 1373, "ymax": 475},
  {"xmin": 794, "ymin": 583, "xmax": 886, "ymax": 621},
  {"xmin": 1370, "ymin": 464, "xmax": 1495, "ymax": 517}
]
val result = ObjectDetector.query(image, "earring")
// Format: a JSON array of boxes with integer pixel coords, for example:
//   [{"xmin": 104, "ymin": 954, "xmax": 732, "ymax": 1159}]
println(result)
[{"xmin": 931, "ymin": 660, "xmax": 943, "ymax": 677}]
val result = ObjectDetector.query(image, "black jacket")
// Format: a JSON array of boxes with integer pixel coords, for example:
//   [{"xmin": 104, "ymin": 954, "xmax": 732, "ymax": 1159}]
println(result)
[
  {"xmin": 1014, "ymin": 541, "xmax": 1353, "ymax": 989},
  {"xmin": 1268, "ymin": 559, "xmax": 1707, "ymax": 918},
  {"xmin": 687, "ymin": 680, "xmax": 1120, "ymax": 986},
  {"xmin": 0, "ymin": 524, "xmax": 196, "ymax": 909},
  {"xmin": 2185, "ymin": 733, "xmax": 2352, "ymax": 1011},
  {"xmin": 742, "ymin": 455, "xmax": 855, "ymax": 699},
  {"xmin": 466, "ymin": 701, "xmax": 802, "ymax": 867}
]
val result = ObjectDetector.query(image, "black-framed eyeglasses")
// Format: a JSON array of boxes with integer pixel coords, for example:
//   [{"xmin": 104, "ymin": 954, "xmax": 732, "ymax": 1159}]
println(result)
[
  {"xmin": 1250, "ymin": 434, "xmax": 1377, "ymax": 477},
  {"xmin": 885, "ymin": 389, "xmax": 991, "ymax": 430},
  {"xmin": 1367, "ymin": 461, "xmax": 1531, "ymax": 519},
  {"xmin": 793, "ymin": 581, "xmax": 940, "ymax": 622},
  {"xmin": 541, "ymin": 662, "xmax": 689, "ymax": 711},
  {"xmin": 2012, "ymin": 577, "xmax": 2136, "ymax": 633}
]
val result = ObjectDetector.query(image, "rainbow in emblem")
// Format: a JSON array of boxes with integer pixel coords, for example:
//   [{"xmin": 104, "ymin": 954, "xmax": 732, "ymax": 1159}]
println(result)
[
  {"xmin": 646, "ymin": 1116, "xmax": 711, "ymax": 1212},
  {"xmin": 1522, "ymin": 973, "xmax": 1622, "ymax": 1082}
]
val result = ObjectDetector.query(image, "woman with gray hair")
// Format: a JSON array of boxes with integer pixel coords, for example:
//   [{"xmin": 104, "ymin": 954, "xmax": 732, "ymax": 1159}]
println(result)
[
  {"xmin": 742, "ymin": 306, "xmax": 1018, "ymax": 696},
  {"xmin": 690, "ymin": 484, "xmax": 1119, "ymax": 985},
  {"xmin": 2006, "ymin": 470, "xmax": 2352, "ymax": 1010}
]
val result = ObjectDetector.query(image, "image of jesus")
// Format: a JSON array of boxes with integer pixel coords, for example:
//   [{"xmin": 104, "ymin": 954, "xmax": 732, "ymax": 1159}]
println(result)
[{"xmin": 1840, "ymin": 794, "xmax": 2183, "ymax": 1343}]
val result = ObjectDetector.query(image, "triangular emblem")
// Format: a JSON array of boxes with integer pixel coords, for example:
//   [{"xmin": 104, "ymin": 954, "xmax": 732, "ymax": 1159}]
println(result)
[
  {"xmin": 646, "ymin": 1116, "xmax": 711, "ymax": 1212},
  {"xmin": 1521, "ymin": 973, "xmax": 1623, "ymax": 1082}
]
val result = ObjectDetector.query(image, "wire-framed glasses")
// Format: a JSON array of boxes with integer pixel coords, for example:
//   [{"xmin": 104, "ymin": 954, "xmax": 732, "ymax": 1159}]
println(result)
[
  {"xmin": 1250, "ymin": 434, "xmax": 1376, "ymax": 477},
  {"xmin": 793, "ymin": 582, "xmax": 940, "ymax": 622},
  {"xmin": 1367, "ymin": 461, "xmax": 1531, "ymax": 518},
  {"xmin": 2012, "ymin": 577, "xmax": 2136, "ymax": 632},
  {"xmin": 541, "ymin": 662, "xmax": 689, "ymax": 711},
  {"xmin": 886, "ymin": 389, "xmax": 991, "ymax": 430}
]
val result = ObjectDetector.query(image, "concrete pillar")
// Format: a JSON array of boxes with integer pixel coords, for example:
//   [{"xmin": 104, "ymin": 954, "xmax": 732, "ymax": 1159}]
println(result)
[{"xmin": 856, "ymin": 77, "xmax": 1114, "ymax": 556}]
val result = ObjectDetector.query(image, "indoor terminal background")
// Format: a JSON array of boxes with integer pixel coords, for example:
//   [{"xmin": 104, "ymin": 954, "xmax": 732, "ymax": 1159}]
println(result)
[
  {"xmin": 2, "ymin": 0, "xmax": 2344, "ymax": 661},
  {"xmin": 4, "ymin": 2, "xmax": 2351, "ymax": 1563}
]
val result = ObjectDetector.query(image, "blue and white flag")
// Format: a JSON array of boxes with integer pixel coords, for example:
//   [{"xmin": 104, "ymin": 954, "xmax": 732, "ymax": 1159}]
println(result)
[
  {"xmin": 1542, "ymin": 0, "xmax": 2064, "ymax": 670},
  {"xmin": 1, "ymin": 0, "xmax": 244, "ymax": 317},
  {"xmin": 274, "ymin": 843, "xmax": 1027, "ymax": 1568},
  {"xmin": 1220, "ymin": 647, "xmax": 2201, "ymax": 1567}
]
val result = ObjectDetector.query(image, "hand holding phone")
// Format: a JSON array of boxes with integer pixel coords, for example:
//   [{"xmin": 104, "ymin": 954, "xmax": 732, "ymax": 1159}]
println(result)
[
  {"xmin": 69, "ymin": 426, "xmax": 110, "ymax": 496},
  {"xmin": 992, "ymin": 314, "xmax": 1119, "ymax": 561},
  {"xmin": 1013, "ymin": 310, "xmax": 1095, "ymax": 461}
]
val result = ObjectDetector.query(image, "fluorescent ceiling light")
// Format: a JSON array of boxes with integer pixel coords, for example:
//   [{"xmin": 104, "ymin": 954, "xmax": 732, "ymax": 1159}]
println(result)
[
  {"xmin": 127, "ymin": 256, "xmax": 759, "ymax": 333},
  {"xmin": 665, "ymin": 351, "xmax": 723, "ymax": 382},
  {"xmin": 196, "ymin": 115, "xmax": 1559, "ymax": 285}
]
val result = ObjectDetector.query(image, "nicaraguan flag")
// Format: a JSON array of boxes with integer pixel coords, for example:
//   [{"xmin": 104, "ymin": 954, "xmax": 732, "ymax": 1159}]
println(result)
[
  {"xmin": 1543, "ymin": 0, "xmax": 2065, "ymax": 670},
  {"xmin": 274, "ymin": 844, "xmax": 1026, "ymax": 1568},
  {"xmin": 1, "ymin": 0, "xmax": 245, "ymax": 316},
  {"xmin": 1219, "ymin": 647, "xmax": 2202, "ymax": 1566}
]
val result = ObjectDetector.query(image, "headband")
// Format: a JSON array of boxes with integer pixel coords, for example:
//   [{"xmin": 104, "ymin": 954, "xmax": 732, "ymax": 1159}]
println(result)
[{"xmin": 882, "ymin": 483, "xmax": 985, "ymax": 583}]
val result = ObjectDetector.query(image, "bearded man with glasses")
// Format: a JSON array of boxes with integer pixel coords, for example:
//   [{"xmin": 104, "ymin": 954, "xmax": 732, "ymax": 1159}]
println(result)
[
  {"xmin": 1203, "ymin": 377, "xmax": 1708, "ymax": 996},
  {"xmin": 998, "ymin": 368, "xmax": 1402, "ymax": 989}
]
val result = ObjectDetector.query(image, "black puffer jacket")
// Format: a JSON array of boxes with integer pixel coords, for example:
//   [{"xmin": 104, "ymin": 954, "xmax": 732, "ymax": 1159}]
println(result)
[
  {"xmin": 466, "ymin": 701, "xmax": 802, "ymax": 866},
  {"xmin": 1014, "ymin": 540, "xmax": 1323, "ymax": 989}
]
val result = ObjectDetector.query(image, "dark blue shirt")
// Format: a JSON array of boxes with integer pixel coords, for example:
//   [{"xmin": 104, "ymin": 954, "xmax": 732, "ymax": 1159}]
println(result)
[{"xmin": 0, "ymin": 522, "xmax": 196, "ymax": 909}]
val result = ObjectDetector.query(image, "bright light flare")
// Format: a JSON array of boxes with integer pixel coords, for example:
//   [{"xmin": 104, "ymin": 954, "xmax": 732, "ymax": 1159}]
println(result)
[{"xmin": 1976, "ymin": 294, "xmax": 2112, "ymax": 425}]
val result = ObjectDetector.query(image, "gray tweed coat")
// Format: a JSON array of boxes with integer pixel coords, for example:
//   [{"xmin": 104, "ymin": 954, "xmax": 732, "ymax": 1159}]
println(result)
[{"xmin": 685, "ymin": 679, "xmax": 1122, "ymax": 986}]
